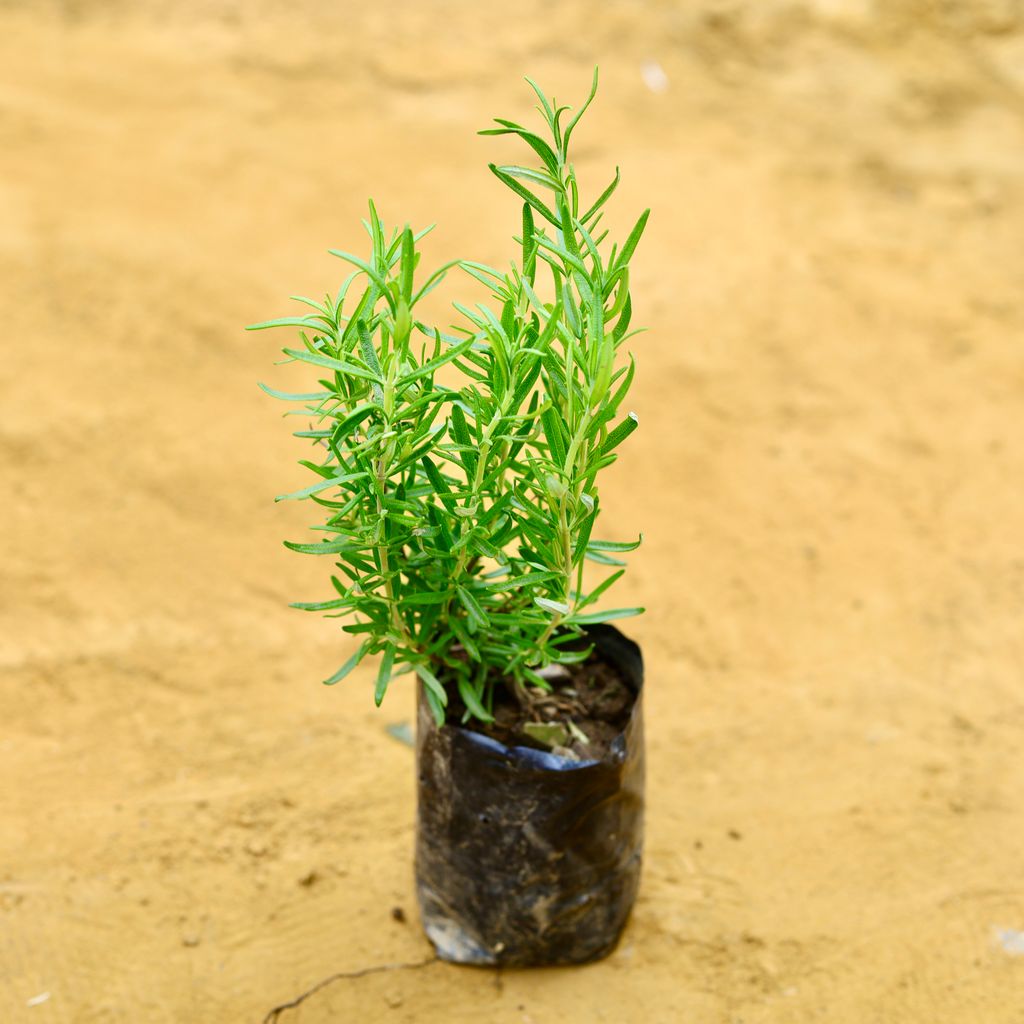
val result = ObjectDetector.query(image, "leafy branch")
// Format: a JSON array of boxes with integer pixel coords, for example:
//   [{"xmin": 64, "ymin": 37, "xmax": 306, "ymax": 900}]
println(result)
[{"xmin": 250, "ymin": 70, "xmax": 648, "ymax": 725}]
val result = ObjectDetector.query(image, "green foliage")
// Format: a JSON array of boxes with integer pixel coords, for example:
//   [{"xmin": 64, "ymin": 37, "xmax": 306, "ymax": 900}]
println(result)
[{"xmin": 249, "ymin": 71, "xmax": 647, "ymax": 725}]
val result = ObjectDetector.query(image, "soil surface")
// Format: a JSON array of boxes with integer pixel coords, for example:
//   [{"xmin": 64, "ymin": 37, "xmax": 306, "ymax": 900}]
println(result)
[
  {"xmin": 3, "ymin": 2, "xmax": 1024, "ymax": 1022},
  {"xmin": 470, "ymin": 655, "xmax": 636, "ymax": 760}
]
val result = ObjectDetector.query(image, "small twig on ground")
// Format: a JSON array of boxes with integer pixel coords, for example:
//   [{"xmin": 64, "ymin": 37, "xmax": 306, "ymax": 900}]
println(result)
[{"xmin": 262, "ymin": 955, "xmax": 439, "ymax": 1023}]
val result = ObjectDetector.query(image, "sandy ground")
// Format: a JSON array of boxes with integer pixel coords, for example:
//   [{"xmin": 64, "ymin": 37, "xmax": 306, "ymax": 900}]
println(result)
[{"xmin": 2, "ymin": 2, "xmax": 1024, "ymax": 1021}]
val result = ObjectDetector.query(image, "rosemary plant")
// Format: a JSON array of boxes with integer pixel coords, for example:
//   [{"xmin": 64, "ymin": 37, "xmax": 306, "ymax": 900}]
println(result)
[{"xmin": 250, "ymin": 72, "xmax": 648, "ymax": 726}]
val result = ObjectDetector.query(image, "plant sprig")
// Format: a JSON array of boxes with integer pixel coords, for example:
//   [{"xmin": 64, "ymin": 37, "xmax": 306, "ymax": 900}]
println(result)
[{"xmin": 249, "ymin": 70, "xmax": 648, "ymax": 725}]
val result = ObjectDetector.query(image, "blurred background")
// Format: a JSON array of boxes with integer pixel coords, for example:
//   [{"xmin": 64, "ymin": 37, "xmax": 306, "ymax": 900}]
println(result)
[{"xmin": 2, "ymin": 1, "xmax": 1023, "ymax": 1021}]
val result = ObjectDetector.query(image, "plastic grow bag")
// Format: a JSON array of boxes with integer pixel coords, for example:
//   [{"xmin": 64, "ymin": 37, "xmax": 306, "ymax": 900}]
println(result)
[{"xmin": 414, "ymin": 624, "xmax": 645, "ymax": 966}]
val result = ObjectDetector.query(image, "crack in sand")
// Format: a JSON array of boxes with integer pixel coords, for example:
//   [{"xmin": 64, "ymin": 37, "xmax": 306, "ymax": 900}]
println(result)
[{"xmin": 261, "ymin": 955, "xmax": 439, "ymax": 1023}]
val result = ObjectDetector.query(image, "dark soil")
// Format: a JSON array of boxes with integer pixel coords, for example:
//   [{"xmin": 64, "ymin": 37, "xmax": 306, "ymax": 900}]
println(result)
[{"xmin": 449, "ymin": 652, "xmax": 636, "ymax": 760}]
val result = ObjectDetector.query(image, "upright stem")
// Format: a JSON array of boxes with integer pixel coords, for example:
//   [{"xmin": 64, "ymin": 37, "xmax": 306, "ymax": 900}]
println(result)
[
  {"xmin": 441, "ymin": 402, "xmax": 507, "ymax": 627},
  {"xmin": 376, "ymin": 361, "xmax": 418, "ymax": 652},
  {"xmin": 536, "ymin": 410, "xmax": 591, "ymax": 650}
]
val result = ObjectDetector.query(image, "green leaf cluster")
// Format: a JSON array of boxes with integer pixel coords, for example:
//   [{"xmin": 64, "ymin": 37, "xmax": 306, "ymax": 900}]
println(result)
[{"xmin": 249, "ymin": 71, "xmax": 647, "ymax": 725}]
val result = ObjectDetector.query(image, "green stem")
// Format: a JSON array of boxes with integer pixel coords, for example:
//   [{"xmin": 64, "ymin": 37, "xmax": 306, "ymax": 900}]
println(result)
[
  {"xmin": 536, "ymin": 409, "xmax": 591, "ymax": 650},
  {"xmin": 441, "ymin": 403, "xmax": 508, "ymax": 627},
  {"xmin": 376, "ymin": 360, "xmax": 418, "ymax": 653}
]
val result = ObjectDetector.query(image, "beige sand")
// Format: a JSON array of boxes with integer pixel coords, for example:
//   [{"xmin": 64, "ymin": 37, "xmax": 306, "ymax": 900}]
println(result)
[{"xmin": 2, "ymin": 2, "xmax": 1023, "ymax": 1021}]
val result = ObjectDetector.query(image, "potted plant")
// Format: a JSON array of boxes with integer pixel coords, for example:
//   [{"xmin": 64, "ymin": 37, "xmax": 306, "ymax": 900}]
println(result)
[{"xmin": 250, "ymin": 71, "xmax": 649, "ymax": 967}]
